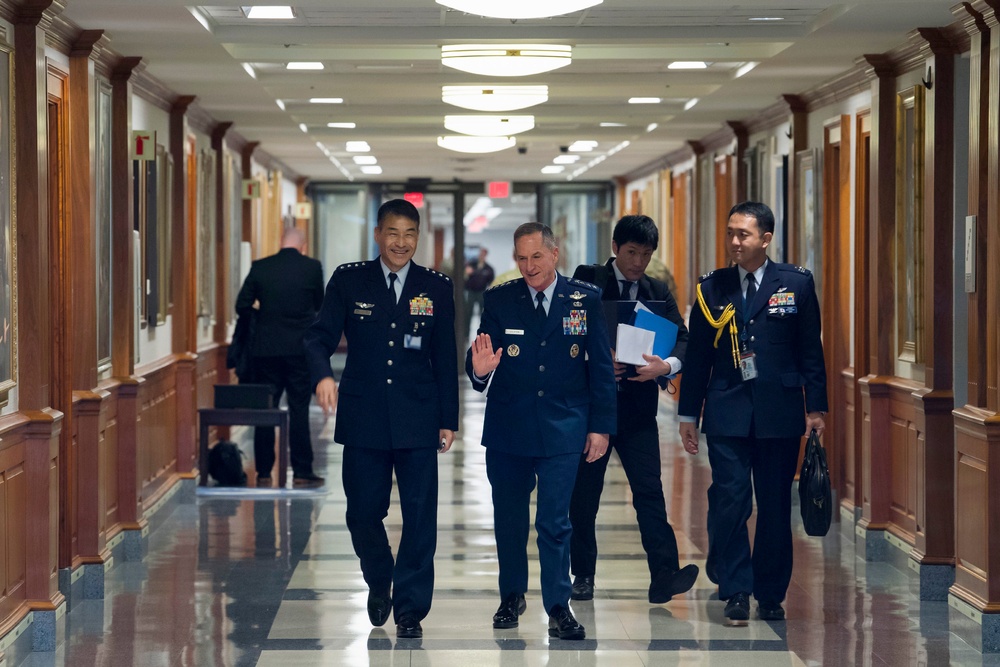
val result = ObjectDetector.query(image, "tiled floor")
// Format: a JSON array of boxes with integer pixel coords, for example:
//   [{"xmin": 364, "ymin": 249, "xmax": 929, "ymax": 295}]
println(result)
[{"xmin": 21, "ymin": 384, "xmax": 996, "ymax": 666}]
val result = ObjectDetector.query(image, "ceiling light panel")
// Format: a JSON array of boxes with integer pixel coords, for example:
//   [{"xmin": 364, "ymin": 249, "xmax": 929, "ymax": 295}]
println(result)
[
  {"xmin": 444, "ymin": 115, "xmax": 534, "ymax": 137},
  {"xmin": 442, "ymin": 85, "xmax": 548, "ymax": 112},
  {"xmin": 628, "ymin": 97, "xmax": 661, "ymax": 104},
  {"xmin": 286, "ymin": 62, "xmax": 324, "ymax": 70},
  {"xmin": 668, "ymin": 61, "xmax": 708, "ymax": 70},
  {"xmin": 346, "ymin": 141, "xmax": 371, "ymax": 152},
  {"xmin": 360, "ymin": 166, "xmax": 383, "ymax": 175},
  {"xmin": 441, "ymin": 45, "xmax": 572, "ymax": 77},
  {"xmin": 437, "ymin": 136, "xmax": 516, "ymax": 154},
  {"xmin": 245, "ymin": 6, "xmax": 294, "ymax": 20},
  {"xmin": 436, "ymin": 0, "xmax": 601, "ymax": 20},
  {"xmin": 327, "ymin": 122, "xmax": 356, "ymax": 129},
  {"xmin": 309, "ymin": 98, "xmax": 343, "ymax": 104},
  {"xmin": 353, "ymin": 156, "xmax": 378, "ymax": 165}
]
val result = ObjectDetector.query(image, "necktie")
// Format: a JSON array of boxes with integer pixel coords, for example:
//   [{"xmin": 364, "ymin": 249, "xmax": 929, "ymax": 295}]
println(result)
[
  {"xmin": 535, "ymin": 292, "xmax": 546, "ymax": 323},
  {"xmin": 620, "ymin": 280, "xmax": 635, "ymax": 299},
  {"xmin": 744, "ymin": 273, "xmax": 757, "ymax": 314},
  {"xmin": 388, "ymin": 272, "xmax": 398, "ymax": 303}
]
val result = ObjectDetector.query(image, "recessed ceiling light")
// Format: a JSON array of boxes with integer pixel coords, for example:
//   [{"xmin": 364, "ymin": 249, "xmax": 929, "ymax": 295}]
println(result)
[
  {"xmin": 668, "ymin": 61, "xmax": 708, "ymax": 70},
  {"xmin": 242, "ymin": 63, "xmax": 257, "ymax": 79},
  {"xmin": 327, "ymin": 122, "xmax": 357, "ymax": 129},
  {"xmin": 353, "ymin": 156, "xmax": 378, "ymax": 165},
  {"xmin": 275, "ymin": 99, "xmax": 286, "ymax": 111},
  {"xmin": 441, "ymin": 44, "xmax": 572, "ymax": 77},
  {"xmin": 628, "ymin": 97, "xmax": 661, "ymax": 104},
  {"xmin": 684, "ymin": 98, "xmax": 700, "ymax": 111},
  {"xmin": 646, "ymin": 123, "xmax": 658, "ymax": 133},
  {"xmin": 437, "ymin": 136, "xmax": 517, "ymax": 154},
  {"xmin": 735, "ymin": 62, "xmax": 758, "ymax": 78},
  {"xmin": 442, "ymin": 85, "xmax": 548, "ymax": 112},
  {"xmin": 553, "ymin": 155, "xmax": 580, "ymax": 164},
  {"xmin": 436, "ymin": 0, "xmax": 601, "ymax": 20},
  {"xmin": 346, "ymin": 141, "xmax": 371, "ymax": 152},
  {"xmin": 309, "ymin": 98, "xmax": 343, "ymax": 104},
  {"xmin": 361, "ymin": 166, "xmax": 383, "ymax": 175},
  {"xmin": 298, "ymin": 123, "xmax": 308, "ymax": 133},
  {"xmin": 568, "ymin": 140, "xmax": 598, "ymax": 152},
  {"xmin": 749, "ymin": 16, "xmax": 784, "ymax": 21},
  {"xmin": 599, "ymin": 122, "xmax": 625, "ymax": 127},
  {"xmin": 541, "ymin": 165, "xmax": 565, "ymax": 174},
  {"xmin": 246, "ymin": 6, "xmax": 294, "ymax": 19},
  {"xmin": 287, "ymin": 62, "xmax": 324, "ymax": 70},
  {"xmin": 444, "ymin": 115, "xmax": 535, "ymax": 137}
]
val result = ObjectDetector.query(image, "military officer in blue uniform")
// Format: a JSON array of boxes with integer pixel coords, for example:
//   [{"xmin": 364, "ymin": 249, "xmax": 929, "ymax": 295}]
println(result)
[
  {"xmin": 467, "ymin": 222, "xmax": 616, "ymax": 641},
  {"xmin": 303, "ymin": 199, "xmax": 459, "ymax": 640},
  {"xmin": 678, "ymin": 201, "xmax": 828, "ymax": 626}
]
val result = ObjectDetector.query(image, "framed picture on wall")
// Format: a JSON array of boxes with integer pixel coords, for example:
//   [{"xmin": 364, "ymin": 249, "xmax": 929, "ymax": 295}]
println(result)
[
  {"xmin": 95, "ymin": 78, "xmax": 112, "ymax": 373},
  {"xmin": 155, "ymin": 145, "xmax": 173, "ymax": 325},
  {"xmin": 795, "ymin": 147, "xmax": 822, "ymax": 297},
  {"xmin": 0, "ymin": 41, "xmax": 15, "ymax": 406},
  {"xmin": 895, "ymin": 85, "xmax": 925, "ymax": 364}
]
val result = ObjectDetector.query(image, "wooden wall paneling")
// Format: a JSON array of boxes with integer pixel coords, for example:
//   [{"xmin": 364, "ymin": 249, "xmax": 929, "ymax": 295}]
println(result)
[
  {"xmin": 842, "ymin": 369, "xmax": 857, "ymax": 508},
  {"xmin": 850, "ymin": 111, "xmax": 872, "ymax": 515},
  {"xmin": 888, "ymin": 379, "xmax": 921, "ymax": 540},
  {"xmin": 170, "ymin": 97, "xmax": 196, "ymax": 354},
  {"xmin": 783, "ymin": 95, "xmax": 808, "ymax": 270},
  {"xmin": 211, "ymin": 122, "xmax": 232, "ymax": 346},
  {"xmin": 100, "ymin": 382, "xmax": 120, "ymax": 533},
  {"xmin": 22, "ymin": 409, "xmax": 64, "ymax": 611},
  {"xmin": 712, "ymin": 156, "xmax": 734, "ymax": 268},
  {"xmin": 241, "ymin": 142, "xmax": 258, "ymax": 246},
  {"xmin": 110, "ymin": 58, "xmax": 143, "ymax": 379},
  {"xmin": 858, "ymin": 54, "xmax": 897, "ymax": 537},
  {"xmin": 990, "ymin": 2, "xmax": 1000, "ymax": 414},
  {"xmin": 727, "ymin": 122, "xmax": 748, "ymax": 203},
  {"xmin": 0, "ymin": 420, "xmax": 28, "ymax": 631},
  {"xmin": 72, "ymin": 390, "xmax": 110, "ymax": 565},
  {"xmin": 671, "ymin": 171, "xmax": 689, "ymax": 305},
  {"xmin": 114, "ymin": 377, "xmax": 144, "ymax": 532},
  {"xmin": 135, "ymin": 358, "xmax": 178, "ymax": 510},
  {"xmin": 910, "ymin": 28, "xmax": 957, "ymax": 577}
]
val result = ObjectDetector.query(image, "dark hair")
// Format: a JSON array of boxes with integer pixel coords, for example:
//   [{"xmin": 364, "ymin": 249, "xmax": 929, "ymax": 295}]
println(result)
[
  {"xmin": 513, "ymin": 222, "xmax": 557, "ymax": 250},
  {"xmin": 728, "ymin": 201, "xmax": 775, "ymax": 235},
  {"xmin": 377, "ymin": 199, "xmax": 420, "ymax": 228},
  {"xmin": 612, "ymin": 215, "xmax": 658, "ymax": 250}
]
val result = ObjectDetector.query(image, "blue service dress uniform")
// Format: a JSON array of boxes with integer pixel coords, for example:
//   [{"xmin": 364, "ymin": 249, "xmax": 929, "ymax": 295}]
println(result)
[
  {"xmin": 465, "ymin": 274, "xmax": 617, "ymax": 614},
  {"xmin": 678, "ymin": 261, "xmax": 827, "ymax": 605},
  {"xmin": 303, "ymin": 258, "xmax": 459, "ymax": 623}
]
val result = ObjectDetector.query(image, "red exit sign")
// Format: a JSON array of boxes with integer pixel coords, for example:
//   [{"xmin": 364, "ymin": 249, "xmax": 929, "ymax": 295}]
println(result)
[
  {"xmin": 403, "ymin": 192, "xmax": 424, "ymax": 208},
  {"xmin": 488, "ymin": 181, "xmax": 510, "ymax": 199}
]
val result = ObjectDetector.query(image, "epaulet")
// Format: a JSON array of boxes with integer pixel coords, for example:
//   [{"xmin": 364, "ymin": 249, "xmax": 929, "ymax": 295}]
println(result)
[
  {"xmin": 334, "ymin": 260, "xmax": 369, "ymax": 274},
  {"xmin": 568, "ymin": 278, "xmax": 599, "ymax": 292},
  {"xmin": 698, "ymin": 269, "xmax": 717, "ymax": 283},
  {"xmin": 776, "ymin": 263, "xmax": 812, "ymax": 277},
  {"xmin": 422, "ymin": 266, "xmax": 452, "ymax": 283},
  {"xmin": 486, "ymin": 279, "xmax": 518, "ymax": 292}
]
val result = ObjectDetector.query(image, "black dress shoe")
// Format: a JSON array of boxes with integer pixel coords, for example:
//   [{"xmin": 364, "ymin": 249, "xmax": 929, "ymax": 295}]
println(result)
[
  {"xmin": 648, "ymin": 564, "xmax": 700, "ymax": 603},
  {"xmin": 757, "ymin": 601, "xmax": 785, "ymax": 621},
  {"xmin": 367, "ymin": 590, "xmax": 392, "ymax": 627},
  {"xmin": 723, "ymin": 592, "xmax": 751, "ymax": 626},
  {"xmin": 395, "ymin": 613, "xmax": 422, "ymax": 639},
  {"xmin": 492, "ymin": 592, "xmax": 526, "ymax": 629},
  {"xmin": 293, "ymin": 473, "xmax": 325, "ymax": 488},
  {"xmin": 547, "ymin": 604, "xmax": 585, "ymax": 640},
  {"xmin": 571, "ymin": 576, "xmax": 594, "ymax": 601}
]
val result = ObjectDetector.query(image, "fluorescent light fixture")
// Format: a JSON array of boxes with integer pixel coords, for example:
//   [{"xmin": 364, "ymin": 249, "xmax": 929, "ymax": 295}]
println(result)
[
  {"xmin": 442, "ymin": 85, "xmax": 548, "ymax": 112},
  {"xmin": 735, "ymin": 62, "xmax": 758, "ymax": 78},
  {"xmin": 628, "ymin": 97, "xmax": 661, "ymax": 104},
  {"xmin": 298, "ymin": 123, "xmax": 308, "ymax": 133},
  {"xmin": 286, "ymin": 62, "xmax": 324, "ymax": 70},
  {"xmin": 568, "ymin": 140, "xmax": 598, "ymax": 152},
  {"xmin": 684, "ymin": 98, "xmax": 700, "ymax": 111},
  {"xmin": 346, "ymin": 141, "xmax": 371, "ymax": 152},
  {"xmin": 309, "ymin": 98, "xmax": 343, "ymax": 104},
  {"xmin": 188, "ymin": 7, "xmax": 212, "ymax": 32},
  {"xmin": 553, "ymin": 155, "xmax": 580, "ymax": 164},
  {"xmin": 600, "ymin": 122, "xmax": 625, "ymax": 127},
  {"xmin": 541, "ymin": 165, "xmax": 565, "ymax": 174},
  {"xmin": 327, "ymin": 122, "xmax": 357, "ymax": 129},
  {"xmin": 361, "ymin": 166, "xmax": 383, "ymax": 175},
  {"xmin": 444, "ymin": 115, "xmax": 534, "ymax": 137},
  {"xmin": 646, "ymin": 123, "xmax": 658, "ymax": 133},
  {"xmin": 668, "ymin": 61, "xmax": 708, "ymax": 70},
  {"xmin": 441, "ymin": 45, "xmax": 572, "ymax": 77},
  {"xmin": 275, "ymin": 99, "xmax": 286, "ymax": 111},
  {"xmin": 437, "ymin": 135, "xmax": 516, "ymax": 154},
  {"xmin": 242, "ymin": 63, "xmax": 257, "ymax": 79},
  {"xmin": 749, "ymin": 16, "xmax": 784, "ymax": 21},
  {"xmin": 246, "ymin": 6, "xmax": 294, "ymax": 19},
  {"xmin": 353, "ymin": 156, "xmax": 378, "ymax": 165},
  {"xmin": 436, "ymin": 0, "xmax": 601, "ymax": 20}
]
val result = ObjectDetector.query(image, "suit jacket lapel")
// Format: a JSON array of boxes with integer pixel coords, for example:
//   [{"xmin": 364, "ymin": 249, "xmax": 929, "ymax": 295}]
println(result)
[
  {"xmin": 603, "ymin": 258, "xmax": 621, "ymax": 301},
  {"xmin": 366, "ymin": 261, "xmax": 394, "ymax": 314},
  {"xmin": 520, "ymin": 283, "xmax": 544, "ymax": 336}
]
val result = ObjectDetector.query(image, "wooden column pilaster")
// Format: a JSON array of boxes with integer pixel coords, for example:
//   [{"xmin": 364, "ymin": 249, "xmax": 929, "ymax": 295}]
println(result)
[
  {"xmin": 170, "ymin": 95, "xmax": 196, "ymax": 355},
  {"xmin": 726, "ymin": 121, "xmax": 748, "ymax": 203}
]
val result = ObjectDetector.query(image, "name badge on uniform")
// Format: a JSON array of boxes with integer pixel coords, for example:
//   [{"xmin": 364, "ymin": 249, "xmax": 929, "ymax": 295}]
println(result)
[
  {"xmin": 739, "ymin": 351, "xmax": 758, "ymax": 381},
  {"xmin": 505, "ymin": 328, "xmax": 524, "ymax": 335},
  {"xmin": 563, "ymin": 310, "xmax": 588, "ymax": 335},
  {"xmin": 404, "ymin": 334, "xmax": 422, "ymax": 350}
]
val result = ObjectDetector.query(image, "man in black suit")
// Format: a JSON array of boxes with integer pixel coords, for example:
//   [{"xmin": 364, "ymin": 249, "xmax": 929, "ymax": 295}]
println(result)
[
  {"xmin": 467, "ymin": 223, "xmax": 616, "ymax": 641},
  {"xmin": 303, "ymin": 199, "xmax": 459, "ymax": 640},
  {"xmin": 569, "ymin": 214, "xmax": 699, "ymax": 604},
  {"xmin": 235, "ymin": 226, "xmax": 325, "ymax": 488},
  {"xmin": 678, "ymin": 201, "xmax": 827, "ymax": 626}
]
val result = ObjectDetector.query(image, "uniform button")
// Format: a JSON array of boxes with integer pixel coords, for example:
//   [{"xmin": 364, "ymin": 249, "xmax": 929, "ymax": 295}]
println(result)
[
  {"xmin": 391, "ymin": 323, "xmax": 396, "ymax": 329},
  {"xmin": 749, "ymin": 319, "xmax": 754, "ymax": 325},
  {"xmin": 750, "ymin": 336, "xmax": 756, "ymax": 343},
  {"xmin": 540, "ymin": 341, "xmax": 546, "ymax": 347},
  {"xmin": 387, "ymin": 378, "xmax": 393, "ymax": 385},
  {"xmin": 537, "ymin": 390, "xmax": 544, "ymax": 397},
  {"xmin": 387, "ymin": 360, "xmax": 393, "ymax": 366},
  {"xmin": 389, "ymin": 341, "xmax": 395, "ymax": 347},
  {"xmin": 539, "ymin": 365, "xmax": 545, "ymax": 372}
]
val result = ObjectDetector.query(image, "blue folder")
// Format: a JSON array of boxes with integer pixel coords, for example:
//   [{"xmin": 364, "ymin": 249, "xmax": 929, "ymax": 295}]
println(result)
[{"xmin": 633, "ymin": 307, "xmax": 679, "ymax": 359}]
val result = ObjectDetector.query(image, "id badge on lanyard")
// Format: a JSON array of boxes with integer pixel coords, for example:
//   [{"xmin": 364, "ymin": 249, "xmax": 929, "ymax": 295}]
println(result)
[{"xmin": 739, "ymin": 322, "xmax": 757, "ymax": 381}]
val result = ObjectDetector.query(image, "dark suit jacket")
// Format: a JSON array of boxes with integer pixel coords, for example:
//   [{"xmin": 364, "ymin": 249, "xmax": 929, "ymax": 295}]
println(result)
[
  {"xmin": 573, "ymin": 258, "xmax": 688, "ymax": 426},
  {"xmin": 678, "ymin": 261, "xmax": 828, "ymax": 439},
  {"xmin": 465, "ymin": 274, "xmax": 617, "ymax": 456},
  {"xmin": 235, "ymin": 248, "xmax": 324, "ymax": 357},
  {"xmin": 303, "ymin": 258, "xmax": 459, "ymax": 450}
]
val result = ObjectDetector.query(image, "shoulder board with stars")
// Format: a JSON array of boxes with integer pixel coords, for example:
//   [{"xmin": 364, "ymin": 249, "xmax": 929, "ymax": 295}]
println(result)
[
  {"xmin": 776, "ymin": 263, "xmax": 812, "ymax": 277},
  {"xmin": 486, "ymin": 279, "xmax": 519, "ymax": 292},
  {"xmin": 422, "ymin": 266, "xmax": 453, "ymax": 283},
  {"xmin": 334, "ymin": 260, "xmax": 371, "ymax": 274},
  {"xmin": 698, "ymin": 269, "xmax": 718, "ymax": 283},
  {"xmin": 568, "ymin": 278, "xmax": 599, "ymax": 292}
]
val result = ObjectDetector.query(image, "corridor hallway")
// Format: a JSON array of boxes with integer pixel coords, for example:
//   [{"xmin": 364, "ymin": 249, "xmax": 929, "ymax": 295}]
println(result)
[{"xmin": 23, "ymin": 384, "xmax": 989, "ymax": 666}]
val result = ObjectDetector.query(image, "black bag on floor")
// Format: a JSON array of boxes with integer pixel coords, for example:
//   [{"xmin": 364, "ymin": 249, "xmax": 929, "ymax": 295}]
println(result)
[
  {"xmin": 208, "ymin": 440, "xmax": 247, "ymax": 487},
  {"xmin": 798, "ymin": 429, "xmax": 832, "ymax": 536}
]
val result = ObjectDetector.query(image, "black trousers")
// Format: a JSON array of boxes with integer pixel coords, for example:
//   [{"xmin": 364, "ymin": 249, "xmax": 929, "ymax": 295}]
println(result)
[
  {"xmin": 569, "ymin": 421, "xmax": 680, "ymax": 580},
  {"xmin": 706, "ymin": 433, "xmax": 800, "ymax": 604},
  {"xmin": 251, "ymin": 355, "xmax": 314, "ymax": 478},
  {"xmin": 342, "ymin": 445, "xmax": 439, "ymax": 622}
]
